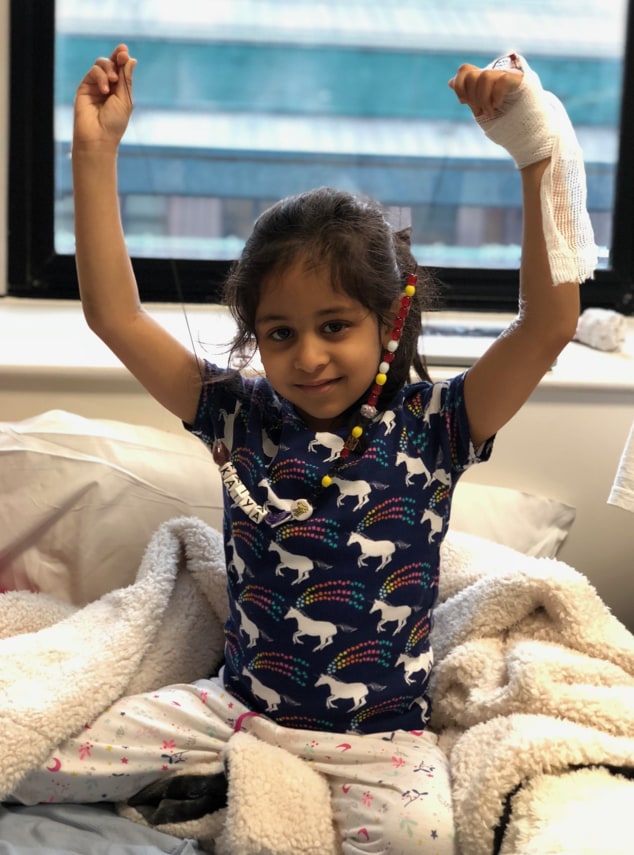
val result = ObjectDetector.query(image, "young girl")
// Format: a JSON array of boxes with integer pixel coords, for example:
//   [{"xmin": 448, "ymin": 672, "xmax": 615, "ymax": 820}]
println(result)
[{"xmin": 13, "ymin": 45, "xmax": 594, "ymax": 854}]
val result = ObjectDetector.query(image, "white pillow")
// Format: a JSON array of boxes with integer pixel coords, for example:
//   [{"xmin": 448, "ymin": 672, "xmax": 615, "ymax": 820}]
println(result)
[
  {"xmin": 0, "ymin": 410, "xmax": 224, "ymax": 604},
  {"xmin": 449, "ymin": 480, "xmax": 575, "ymax": 558}
]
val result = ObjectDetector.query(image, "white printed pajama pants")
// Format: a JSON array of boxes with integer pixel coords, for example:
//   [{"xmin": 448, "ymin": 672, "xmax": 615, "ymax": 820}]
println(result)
[{"xmin": 13, "ymin": 677, "xmax": 456, "ymax": 854}]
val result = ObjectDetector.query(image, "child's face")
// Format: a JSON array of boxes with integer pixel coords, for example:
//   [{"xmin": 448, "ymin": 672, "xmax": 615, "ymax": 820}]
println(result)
[{"xmin": 255, "ymin": 257, "xmax": 386, "ymax": 431}]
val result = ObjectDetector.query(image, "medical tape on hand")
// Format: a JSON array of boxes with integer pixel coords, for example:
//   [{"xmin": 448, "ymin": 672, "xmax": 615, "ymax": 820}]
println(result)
[{"xmin": 477, "ymin": 53, "xmax": 597, "ymax": 284}]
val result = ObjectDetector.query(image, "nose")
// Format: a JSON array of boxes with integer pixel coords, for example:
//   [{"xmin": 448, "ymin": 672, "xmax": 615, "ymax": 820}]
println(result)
[{"xmin": 293, "ymin": 334, "xmax": 329, "ymax": 373}]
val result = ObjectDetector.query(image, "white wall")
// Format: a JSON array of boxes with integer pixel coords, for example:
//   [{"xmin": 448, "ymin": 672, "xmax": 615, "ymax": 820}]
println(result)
[{"xmin": 463, "ymin": 382, "xmax": 633, "ymax": 629}]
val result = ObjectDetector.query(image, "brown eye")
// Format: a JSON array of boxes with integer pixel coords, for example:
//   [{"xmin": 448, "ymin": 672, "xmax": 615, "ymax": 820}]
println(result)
[
  {"xmin": 270, "ymin": 327, "xmax": 293, "ymax": 341},
  {"xmin": 323, "ymin": 321, "xmax": 348, "ymax": 334}
]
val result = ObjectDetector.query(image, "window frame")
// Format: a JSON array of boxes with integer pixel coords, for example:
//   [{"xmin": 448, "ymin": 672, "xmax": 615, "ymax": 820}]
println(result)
[{"xmin": 8, "ymin": 0, "xmax": 634, "ymax": 314}]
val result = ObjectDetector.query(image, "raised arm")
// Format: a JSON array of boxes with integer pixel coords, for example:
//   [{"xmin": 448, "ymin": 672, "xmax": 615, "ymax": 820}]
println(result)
[
  {"xmin": 449, "ymin": 59, "xmax": 591, "ymax": 448},
  {"xmin": 73, "ymin": 44, "xmax": 202, "ymax": 424}
]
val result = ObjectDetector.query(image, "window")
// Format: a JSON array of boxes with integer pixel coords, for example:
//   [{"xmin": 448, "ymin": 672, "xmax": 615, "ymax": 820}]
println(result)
[{"xmin": 8, "ymin": 0, "xmax": 634, "ymax": 313}]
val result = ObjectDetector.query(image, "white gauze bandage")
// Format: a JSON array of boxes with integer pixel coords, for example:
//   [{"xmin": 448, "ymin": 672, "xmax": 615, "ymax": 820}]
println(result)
[{"xmin": 477, "ymin": 53, "xmax": 597, "ymax": 285}]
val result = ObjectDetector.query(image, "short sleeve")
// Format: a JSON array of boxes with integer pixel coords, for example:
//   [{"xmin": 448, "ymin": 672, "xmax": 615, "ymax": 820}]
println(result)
[
  {"xmin": 402, "ymin": 371, "xmax": 494, "ymax": 483},
  {"xmin": 184, "ymin": 361, "xmax": 254, "ymax": 451},
  {"xmin": 440, "ymin": 371, "xmax": 495, "ymax": 475}
]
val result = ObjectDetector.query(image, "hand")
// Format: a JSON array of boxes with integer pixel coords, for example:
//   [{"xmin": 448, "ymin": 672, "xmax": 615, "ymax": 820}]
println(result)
[
  {"xmin": 73, "ymin": 43, "xmax": 136, "ymax": 151},
  {"xmin": 449, "ymin": 63, "xmax": 523, "ymax": 120}
]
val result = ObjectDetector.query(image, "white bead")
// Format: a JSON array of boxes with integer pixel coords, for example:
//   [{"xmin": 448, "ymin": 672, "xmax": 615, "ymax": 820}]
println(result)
[
  {"xmin": 378, "ymin": 361, "xmax": 390, "ymax": 374},
  {"xmin": 386, "ymin": 340, "xmax": 398, "ymax": 353}
]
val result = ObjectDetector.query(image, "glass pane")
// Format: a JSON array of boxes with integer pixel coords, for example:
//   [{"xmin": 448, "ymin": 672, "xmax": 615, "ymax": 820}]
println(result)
[{"xmin": 55, "ymin": 0, "xmax": 627, "ymax": 271}]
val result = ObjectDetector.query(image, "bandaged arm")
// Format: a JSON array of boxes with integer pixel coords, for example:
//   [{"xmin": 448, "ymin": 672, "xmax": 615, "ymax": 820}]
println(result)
[{"xmin": 477, "ymin": 53, "xmax": 598, "ymax": 285}]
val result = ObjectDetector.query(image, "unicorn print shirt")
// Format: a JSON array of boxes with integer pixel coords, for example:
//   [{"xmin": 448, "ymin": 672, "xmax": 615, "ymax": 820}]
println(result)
[{"xmin": 186, "ymin": 363, "xmax": 493, "ymax": 735}]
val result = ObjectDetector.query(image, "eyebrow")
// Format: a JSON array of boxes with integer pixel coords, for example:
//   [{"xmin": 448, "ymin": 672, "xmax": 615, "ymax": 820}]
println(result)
[{"xmin": 255, "ymin": 304, "xmax": 361, "ymax": 325}]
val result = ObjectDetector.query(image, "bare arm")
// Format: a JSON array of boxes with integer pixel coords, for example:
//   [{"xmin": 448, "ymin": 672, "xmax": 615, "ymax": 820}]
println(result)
[
  {"xmin": 73, "ymin": 45, "xmax": 202, "ymax": 424},
  {"xmin": 449, "ymin": 64, "xmax": 580, "ymax": 448}
]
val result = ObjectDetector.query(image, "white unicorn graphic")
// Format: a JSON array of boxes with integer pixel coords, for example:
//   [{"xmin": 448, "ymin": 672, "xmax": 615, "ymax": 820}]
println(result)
[
  {"xmin": 329, "ymin": 476, "xmax": 387, "ymax": 511},
  {"xmin": 380, "ymin": 409, "xmax": 396, "ymax": 435},
  {"xmin": 235, "ymin": 601, "xmax": 260, "ymax": 648},
  {"xmin": 347, "ymin": 531, "xmax": 409, "ymax": 571},
  {"xmin": 308, "ymin": 432, "xmax": 345, "ymax": 462},
  {"xmin": 241, "ymin": 668, "xmax": 281, "ymax": 712},
  {"xmin": 258, "ymin": 479, "xmax": 295, "ymax": 514},
  {"xmin": 284, "ymin": 606, "xmax": 352, "ymax": 651},
  {"xmin": 261, "ymin": 429, "xmax": 280, "ymax": 461},
  {"xmin": 420, "ymin": 507, "xmax": 443, "ymax": 543},
  {"xmin": 227, "ymin": 537, "xmax": 250, "ymax": 583},
  {"xmin": 396, "ymin": 649, "xmax": 434, "ymax": 686},
  {"xmin": 315, "ymin": 674, "xmax": 370, "ymax": 711},
  {"xmin": 395, "ymin": 450, "xmax": 433, "ymax": 487},
  {"xmin": 269, "ymin": 541, "xmax": 331, "ymax": 585},
  {"xmin": 369, "ymin": 598, "xmax": 413, "ymax": 635},
  {"xmin": 422, "ymin": 384, "xmax": 443, "ymax": 427},
  {"xmin": 218, "ymin": 405, "xmax": 239, "ymax": 449}
]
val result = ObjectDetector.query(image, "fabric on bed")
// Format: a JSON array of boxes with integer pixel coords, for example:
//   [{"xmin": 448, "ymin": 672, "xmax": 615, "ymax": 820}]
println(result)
[
  {"xmin": 431, "ymin": 530, "xmax": 634, "ymax": 855},
  {"xmin": 499, "ymin": 766, "xmax": 634, "ymax": 855},
  {"xmin": 449, "ymin": 481, "xmax": 575, "ymax": 558},
  {"xmin": 0, "ymin": 802, "xmax": 203, "ymax": 854},
  {"xmin": 0, "ymin": 517, "xmax": 229, "ymax": 802},
  {"xmin": 0, "ymin": 410, "xmax": 223, "ymax": 604}
]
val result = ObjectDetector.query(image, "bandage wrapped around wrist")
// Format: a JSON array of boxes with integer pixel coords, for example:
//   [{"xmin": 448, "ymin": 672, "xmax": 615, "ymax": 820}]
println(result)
[{"xmin": 477, "ymin": 54, "xmax": 597, "ymax": 285}]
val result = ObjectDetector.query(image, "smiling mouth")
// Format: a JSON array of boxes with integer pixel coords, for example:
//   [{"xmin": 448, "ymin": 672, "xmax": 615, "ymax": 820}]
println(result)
[{"xmin": 296, "ymin": 378, "xmax": 340, "ymax": 393}]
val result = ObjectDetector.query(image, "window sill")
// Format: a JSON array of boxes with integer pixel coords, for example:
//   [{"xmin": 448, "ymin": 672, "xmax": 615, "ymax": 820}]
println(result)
[{"xmin": 1, "ymin": 297, "xmax": 633, "ymax": 393}]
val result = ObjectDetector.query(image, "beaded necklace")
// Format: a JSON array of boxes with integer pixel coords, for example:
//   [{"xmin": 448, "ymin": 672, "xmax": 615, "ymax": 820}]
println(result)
[{"xmin": 213, "ymin": 273, "xmax": 417, "ymax": 528}]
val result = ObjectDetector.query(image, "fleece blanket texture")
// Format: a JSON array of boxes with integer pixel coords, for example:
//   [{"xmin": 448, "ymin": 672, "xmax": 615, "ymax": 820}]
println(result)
[
  {"xmin": 2, "ymin": 519, "xmax": 633, "ymax": 854},
  {"xmin": 0, "ymin": 517, "xmax": 229, "ymax": 800},
  {"xmin": 431, "ymin": 531, "xmax": 634, "ymax": 855}
]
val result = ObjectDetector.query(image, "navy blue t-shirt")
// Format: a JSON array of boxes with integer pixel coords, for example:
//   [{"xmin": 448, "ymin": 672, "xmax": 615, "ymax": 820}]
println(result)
[{"xmin": 187, "ymin": 364, "xmax": 492, "ymax": 734}]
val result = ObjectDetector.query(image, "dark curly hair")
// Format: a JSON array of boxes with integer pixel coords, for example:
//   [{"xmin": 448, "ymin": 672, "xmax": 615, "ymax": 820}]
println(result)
[{"xmin": 222, "ymin": 186, "xmax": 437, "ymax": 406}]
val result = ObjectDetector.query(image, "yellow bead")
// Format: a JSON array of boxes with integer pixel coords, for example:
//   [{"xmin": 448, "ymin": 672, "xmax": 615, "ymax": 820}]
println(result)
[
  {"xmin": 375, "ymin": 373, "xmax": 387, "ymax": 386},
  {"xmin": 321, "ymin": 474, "xmax": 333, "ymax": 488},
  {"xmin": 351, "ymin": 425, "xmax": 363, "ymax": 438},
  {"xmin": 405, "ymin": 284, "xmax": 416, "ymax": 297}
]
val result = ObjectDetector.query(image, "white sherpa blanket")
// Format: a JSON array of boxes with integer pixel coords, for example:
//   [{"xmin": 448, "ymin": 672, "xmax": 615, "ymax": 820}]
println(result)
[
  {"xmin": 0, "ymin": 516, "xmax": 229, "ymax": 801},
  {"xmin": 431, "ymin": 531, "xmax": 634, "ymax": 855}
]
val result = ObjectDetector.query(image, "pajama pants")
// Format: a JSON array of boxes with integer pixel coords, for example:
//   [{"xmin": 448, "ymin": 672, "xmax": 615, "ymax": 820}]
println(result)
[{"xmin": 13, "ymin": 676, "xmax": 456, "ymax": 855}]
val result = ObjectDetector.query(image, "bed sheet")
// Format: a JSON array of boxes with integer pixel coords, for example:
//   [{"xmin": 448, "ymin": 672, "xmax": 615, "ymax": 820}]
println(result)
[{"xmin": 0, "ymin": 802, "xmax": 204, "ymax": 854}]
